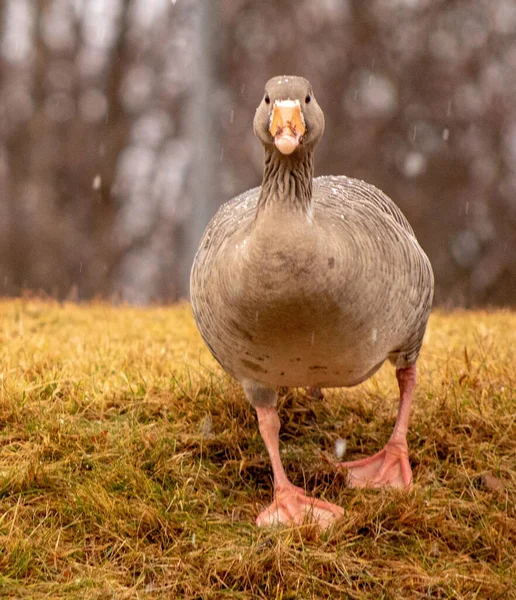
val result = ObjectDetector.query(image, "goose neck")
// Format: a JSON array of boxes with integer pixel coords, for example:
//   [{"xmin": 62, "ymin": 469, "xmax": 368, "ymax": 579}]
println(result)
[{"xmin": 256, "ymin": 148, "xmax": 314, "ymax": 218}]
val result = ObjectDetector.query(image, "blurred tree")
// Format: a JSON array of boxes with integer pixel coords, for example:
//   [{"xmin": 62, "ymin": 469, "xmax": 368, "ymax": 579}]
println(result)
[
  {"xmin": 0, "ymin": 0, "xmax": 514, "ymax": 306},
  {"xmin": 175, "ymin": 0, "xmax": 221, "ymax": 298}
]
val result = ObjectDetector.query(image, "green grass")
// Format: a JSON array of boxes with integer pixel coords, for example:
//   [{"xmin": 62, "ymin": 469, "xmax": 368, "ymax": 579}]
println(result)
[{"xmin": 0, "ymin": 300, "xmax": 514, "ymax": 599}]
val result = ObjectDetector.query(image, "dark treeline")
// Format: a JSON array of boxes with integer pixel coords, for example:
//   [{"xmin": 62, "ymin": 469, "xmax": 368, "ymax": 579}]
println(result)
[{"xmin": 1, "ymin": 0, "xmax": 514, "ymax": 306}]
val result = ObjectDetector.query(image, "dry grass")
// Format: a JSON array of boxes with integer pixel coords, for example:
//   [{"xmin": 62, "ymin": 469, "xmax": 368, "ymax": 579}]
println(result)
[{"xmin": 0, "ymin": 300, "xmax": 514, "ymax": 599}]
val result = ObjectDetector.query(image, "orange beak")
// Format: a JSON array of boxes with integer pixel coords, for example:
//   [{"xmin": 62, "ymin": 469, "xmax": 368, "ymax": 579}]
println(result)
[{"xmin": 268, "ymin": 100, "xmax": 306, "ymax": 155}]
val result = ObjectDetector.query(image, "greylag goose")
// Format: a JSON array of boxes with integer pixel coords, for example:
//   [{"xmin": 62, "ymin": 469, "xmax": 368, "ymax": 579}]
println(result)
[{"xmin": 190, "ymin": 76, "xmax": 434, "ymax": 528}]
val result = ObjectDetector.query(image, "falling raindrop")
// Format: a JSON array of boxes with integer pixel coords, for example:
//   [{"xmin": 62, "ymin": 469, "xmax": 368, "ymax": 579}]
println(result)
[
  {"xmin": 403, "ymin": 152, "xmax": 426, "ymax": 178},
  {"xmin": 311, "ymin": 331, "xmax": 315, "ymax": 346},
  {"xmin": 92, "ymin": 174, "xmax": 101, "ymax": 190},
  {"xmin": 335, "ymin": 438, "xmax": 347, "ymax": 459},
  {"xmin": 371, "ymin": 328, "xmax": 377, "ymax": 343},
  {"xmin": 442, "ymin": 128, "xmax": 450, "ymax": 141}
]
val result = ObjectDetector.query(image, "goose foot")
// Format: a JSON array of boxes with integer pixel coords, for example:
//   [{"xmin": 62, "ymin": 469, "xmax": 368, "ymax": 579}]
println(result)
[
  {"xmin": 338, "ymin": 439, "xmax": 412, "ymax": 490},
  {"xmin": 256, "ymin": 483, "xmax": 343, "ymax": 529}
]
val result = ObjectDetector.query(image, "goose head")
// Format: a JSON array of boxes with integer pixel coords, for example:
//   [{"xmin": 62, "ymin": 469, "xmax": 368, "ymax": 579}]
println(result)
[{"xmin": 253, "ymin": 75, "xmax": 325, "ymax": 155}]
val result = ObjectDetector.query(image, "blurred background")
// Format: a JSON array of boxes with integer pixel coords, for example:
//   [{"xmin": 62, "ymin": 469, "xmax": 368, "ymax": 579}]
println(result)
[{"xmin": 0, "ymin": 0, "xmax": 515, "ymax": 306}]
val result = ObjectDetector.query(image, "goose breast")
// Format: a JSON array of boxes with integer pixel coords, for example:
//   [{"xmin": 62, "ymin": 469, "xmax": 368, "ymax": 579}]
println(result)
[{"xmin": 191, "ymin": 175, "xmax": 433, "ymax": 388}]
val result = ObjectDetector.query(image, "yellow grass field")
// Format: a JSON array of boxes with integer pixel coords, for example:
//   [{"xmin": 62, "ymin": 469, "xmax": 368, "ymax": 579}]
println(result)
[{"xmin": 0, "ymin": 300, "xmax": 514, "ymax": 599}]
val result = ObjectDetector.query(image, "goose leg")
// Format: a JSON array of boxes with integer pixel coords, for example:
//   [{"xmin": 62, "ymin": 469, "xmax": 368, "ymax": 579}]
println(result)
[
  {"xmin": 338, "ymin": 364, "xmax": 416, "ymax": 490},
  {"xmin": 254, "ymin": 405, "xmax": 343, "ymax": 528}
]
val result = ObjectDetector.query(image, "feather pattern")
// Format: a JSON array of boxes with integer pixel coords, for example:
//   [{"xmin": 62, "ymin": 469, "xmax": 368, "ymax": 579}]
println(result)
[{"xmin": 191, "ymin": 174, "xmax": 433, "ymax": 390}]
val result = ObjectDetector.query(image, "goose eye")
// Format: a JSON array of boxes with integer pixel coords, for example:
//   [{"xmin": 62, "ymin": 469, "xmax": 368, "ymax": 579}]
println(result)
[
  {"xmin": 264, "ymin": 94, "xmax": 270, "ymax": 104},
  {"xmin": 305, "ymin": 94, "xmax": 311, "ymax": 103}
]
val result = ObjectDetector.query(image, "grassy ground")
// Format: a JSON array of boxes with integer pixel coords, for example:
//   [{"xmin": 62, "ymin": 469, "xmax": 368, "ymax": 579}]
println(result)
[{"xmin": 0, "ymin": 300, "xmax": 514, "ymax": 599}]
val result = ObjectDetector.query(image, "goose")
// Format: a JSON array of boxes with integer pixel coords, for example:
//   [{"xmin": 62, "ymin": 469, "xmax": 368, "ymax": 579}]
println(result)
[{"xmin": 190, "ymin": 76, "xmax": 434, "ymax": 528}]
